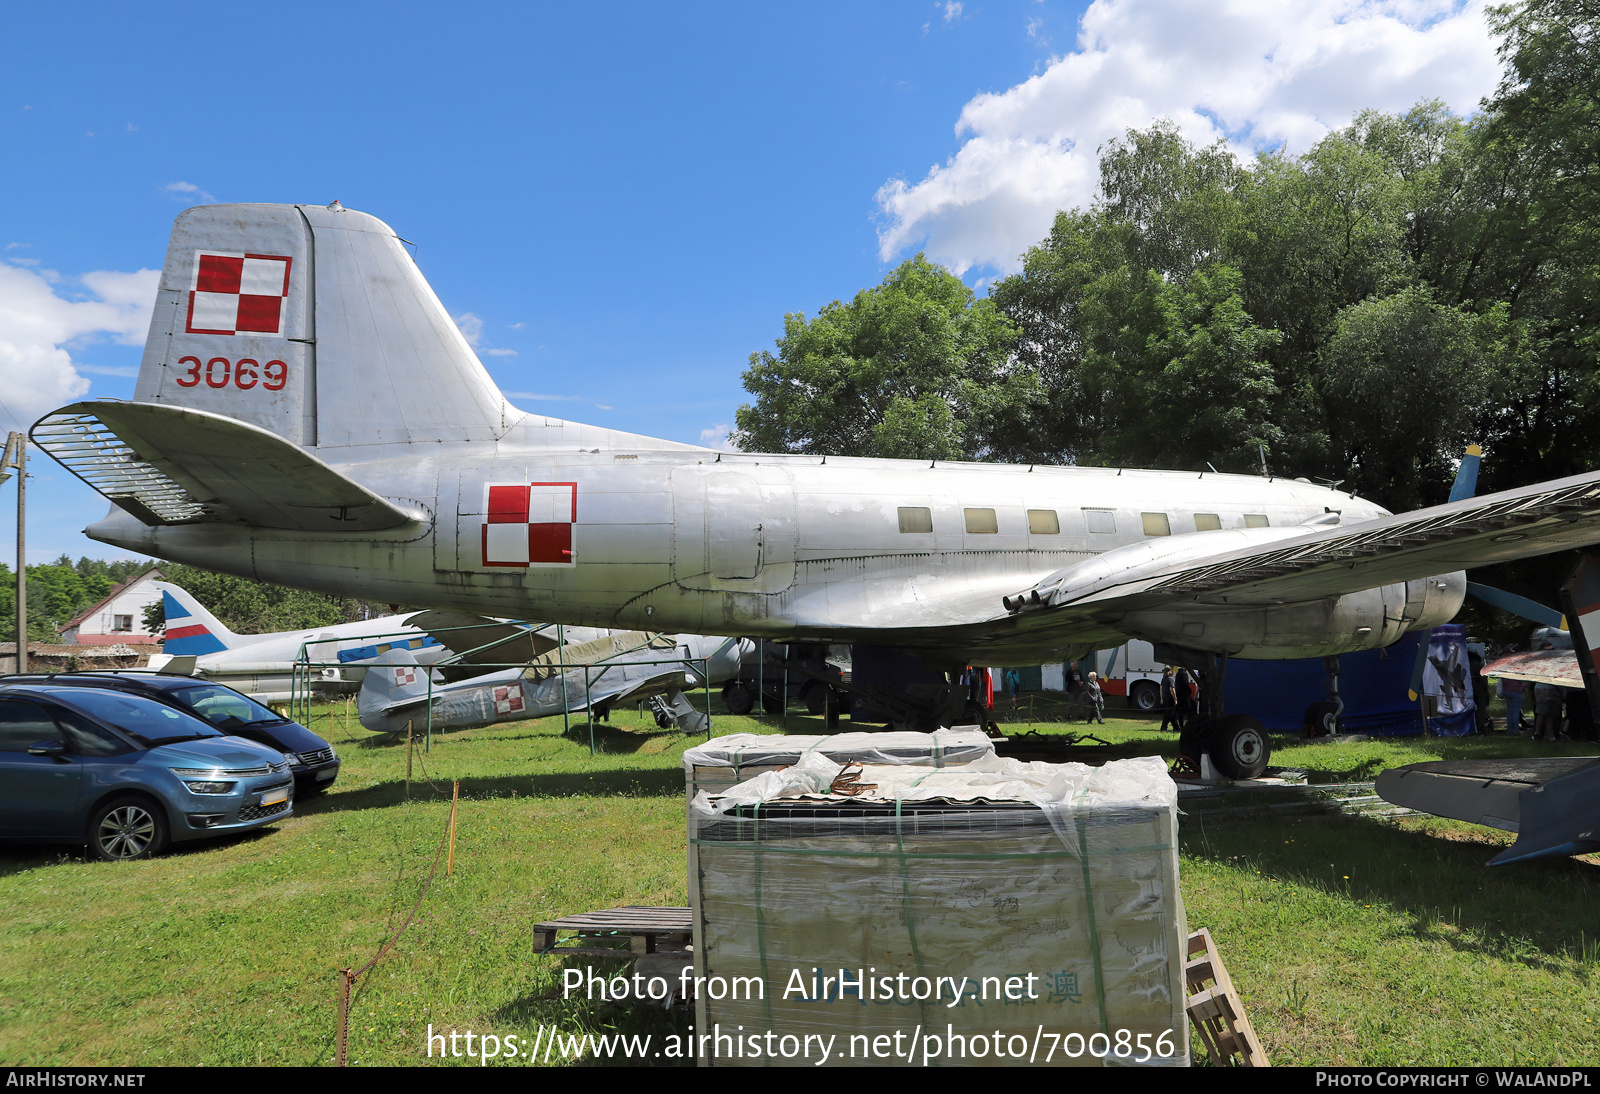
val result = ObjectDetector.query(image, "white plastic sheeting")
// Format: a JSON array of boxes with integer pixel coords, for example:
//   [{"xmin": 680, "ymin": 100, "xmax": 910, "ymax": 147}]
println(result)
[
  {"xmin": 681, "ymin": 728, "xmax": 996, "ymax": 800},
  {"xmin": 688, "ymin": 753, "xmax": 1187, "ymax": 1067}
]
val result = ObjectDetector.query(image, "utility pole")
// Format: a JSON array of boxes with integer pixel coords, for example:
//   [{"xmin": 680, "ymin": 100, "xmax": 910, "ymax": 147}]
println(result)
[{"xmin": 1, "ymin": 432, "xmax": 24, "ymax": 673}]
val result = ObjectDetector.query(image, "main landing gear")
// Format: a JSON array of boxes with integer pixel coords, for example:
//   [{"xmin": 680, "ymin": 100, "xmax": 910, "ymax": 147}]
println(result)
[{"xmin": 1173, "ymin": 652, "xmax": 1271, "ymax": 780}]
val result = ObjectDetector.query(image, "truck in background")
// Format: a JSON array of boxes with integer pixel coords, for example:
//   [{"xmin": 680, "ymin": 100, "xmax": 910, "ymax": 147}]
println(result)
[{"xmin": 1087, "ymin": 640, "xmax": 1167, "ymax": 711}]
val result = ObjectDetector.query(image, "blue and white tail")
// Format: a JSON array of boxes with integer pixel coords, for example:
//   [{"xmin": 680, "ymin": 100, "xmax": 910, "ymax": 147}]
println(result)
[
  {"xmin": 150, "ymin": 581, "xmax": 247, "ymax": 656},
  {"xmin": 130, "ymin": 203, "xmax": 520, "ymax": 450}
]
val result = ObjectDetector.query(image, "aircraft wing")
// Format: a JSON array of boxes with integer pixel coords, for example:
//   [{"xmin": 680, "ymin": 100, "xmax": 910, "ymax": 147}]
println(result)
[
  {"xmin": 402, "ymin": 610, "xmax": 558, "ymax": 664},
  {"xmin": 1002, "ymin": 470, "xmax": 1600, "ymax": 621},
  {"xmin": 31, "ymin": 401, "xmax": 426, "ymax": 530},
  {"xmin": 1480, "ymin": 648, "xmax": 1583, "ymax": 689}
]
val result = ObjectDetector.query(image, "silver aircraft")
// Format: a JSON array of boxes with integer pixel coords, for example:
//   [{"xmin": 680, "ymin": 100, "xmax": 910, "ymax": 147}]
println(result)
[
  {"xmin": 356, "ymin": 632, "xmax": 747, "ymax": 735},
  {"xmin": 30, "ymin": 203, "xmax": 1600, "ymax": 771}
]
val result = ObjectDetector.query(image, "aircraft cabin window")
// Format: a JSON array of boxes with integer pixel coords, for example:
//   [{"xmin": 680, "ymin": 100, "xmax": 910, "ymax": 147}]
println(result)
[
  {"xmin": 898, "ymin": 507, "xmax": 933, "ymax": 533},
  {"xmin": 1244, "ymin": 514, "xmax": 1270, "ymax": 528},
  {"xmin": 1194, "ymin": 513, "xmax": 1222, "ymax": 531},
  {"xmin": 1141, "ymin": 512, "xmax": 1172, "ymax": 537},
  {"xmin": 964, "ymin": 508, "xmax": 998, "ymax": 534},
  {"xmin": 1083, "ymin": 509, "xmax": 1116, "ymax": 534},
  {"xmin": 1028, "ymin": 509, "xmax": 1060, "ymax": 534}
]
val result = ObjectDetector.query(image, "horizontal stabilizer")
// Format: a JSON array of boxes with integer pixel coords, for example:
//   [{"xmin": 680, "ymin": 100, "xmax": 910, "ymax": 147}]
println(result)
[
  {"xmin": 1376, "ymin": 757, "xmax": 1600, "ymax": 864},
  {"xmin": 32, "ymin": 401, "xmax": 425, "ymax": 530}
]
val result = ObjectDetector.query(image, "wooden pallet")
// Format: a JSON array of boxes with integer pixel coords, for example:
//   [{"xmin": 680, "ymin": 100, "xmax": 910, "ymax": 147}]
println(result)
[
  {"xmin": 533, "ymin": 905, "xmax": 693, "ymax": 958},
  {"xmin": 1185, "ymin": 928, "xmax": 1269, "ymax": 1067}
]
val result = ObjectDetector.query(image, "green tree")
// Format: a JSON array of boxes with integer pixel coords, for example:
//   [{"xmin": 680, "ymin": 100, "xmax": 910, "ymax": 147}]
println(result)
[
  {"xmin": 734, "ymin": 256, "xmax": 1024, "ymax": 459},
  {"xmin": 144, "ymin": 564, "xmax": 399, "ymax": 636}
]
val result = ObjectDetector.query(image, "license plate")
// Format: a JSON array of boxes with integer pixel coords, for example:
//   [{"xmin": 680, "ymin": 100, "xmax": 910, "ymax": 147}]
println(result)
[
  {"xmin": 261, "ymin": 788, "xmax": 290, "ymax": 807},
  {"xmin": 316, "ymin": 769, "xmax": 336, "ymax": 781}
]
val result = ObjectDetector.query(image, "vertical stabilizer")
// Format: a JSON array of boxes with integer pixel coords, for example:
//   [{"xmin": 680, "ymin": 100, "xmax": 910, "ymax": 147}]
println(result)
[
  {"xmin": 133, "ymin": 203, "xmax": 522, "ymax": 451},
  {"xmin": 152, "ymin": 581, "xmax": 244, "ymax": 655}
]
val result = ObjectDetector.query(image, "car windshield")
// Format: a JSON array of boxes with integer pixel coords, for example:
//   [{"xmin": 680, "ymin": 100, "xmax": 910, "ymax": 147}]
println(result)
[
  {"xmin": 168, "ymin": 685, "xmax": 285, "ymax": 728},
  {"xmin": 48, "ymin": 688, "xmax": 223, "ymax": 746}
]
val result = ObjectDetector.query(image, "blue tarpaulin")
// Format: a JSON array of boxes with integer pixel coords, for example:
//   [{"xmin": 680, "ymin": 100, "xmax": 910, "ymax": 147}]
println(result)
[{"xmin": 1221, "ymin": 631, "xmax": 1428, "ymax": 736}]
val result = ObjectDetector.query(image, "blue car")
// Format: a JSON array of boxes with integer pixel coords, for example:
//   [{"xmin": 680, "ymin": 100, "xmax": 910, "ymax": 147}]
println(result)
[
  {"xmin": 8, "ymin": 672, "xmax": 340, "ymax": 797},
  {"xmin": 0, "ymin": 683, "xmax": 295, "ymax": 861}
]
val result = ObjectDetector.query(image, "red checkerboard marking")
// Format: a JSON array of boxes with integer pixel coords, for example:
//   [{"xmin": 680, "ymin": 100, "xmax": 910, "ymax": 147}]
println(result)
[
  {"xmin": 493, "ymin": 685, "xmax": 526, "ymax": 714},
  {"xmin": 393, "ymin": 667, "xmax": 418, "ymax": 687},
  {"xmin": 482, "ymin": 482, "xmax": 577, "ymax": 566},
  {"xmin": 186, "ymin": 251, "xmax": 292, "ymax": 335}
]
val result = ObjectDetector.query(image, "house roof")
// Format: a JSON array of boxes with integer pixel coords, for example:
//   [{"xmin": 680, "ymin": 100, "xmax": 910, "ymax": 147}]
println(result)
[{"xmin": 63, "ymin": 567, "xmax": 165, "ymax": 630}]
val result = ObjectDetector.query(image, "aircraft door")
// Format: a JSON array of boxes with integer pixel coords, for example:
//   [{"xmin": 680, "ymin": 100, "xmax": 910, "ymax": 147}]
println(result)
[{"xmin": 673, "ymin": 468, "xmax": 760, "ymax": 585}]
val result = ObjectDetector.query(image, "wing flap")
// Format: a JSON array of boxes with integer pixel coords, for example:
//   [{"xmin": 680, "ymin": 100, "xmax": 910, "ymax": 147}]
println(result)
[{"xmin": 32, "ymin": 400, "xmax": 425, "ymax": 531}]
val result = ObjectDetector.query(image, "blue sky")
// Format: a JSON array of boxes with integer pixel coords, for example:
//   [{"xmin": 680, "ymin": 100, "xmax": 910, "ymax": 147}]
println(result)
[{"xmin": 0, "ymin": 1, "xmax": 1502, "ymax": 563}]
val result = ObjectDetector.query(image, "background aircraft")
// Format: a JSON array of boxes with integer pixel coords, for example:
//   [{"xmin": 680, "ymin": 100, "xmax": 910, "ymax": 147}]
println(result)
[
  {"xmin": 31, "ymin": 203, "xmax": 1600, "ymax": 778},
  {"xmin": 149, "ymin": 581, "xmax": 604, "ymax": 703},
  {"xmin": 357, "ymin": 632, "xmax": 748, "ymax": 735}
]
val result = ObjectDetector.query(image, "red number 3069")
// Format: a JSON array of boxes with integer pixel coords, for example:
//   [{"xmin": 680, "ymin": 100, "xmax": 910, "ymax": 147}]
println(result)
[{"xmin": 174, "ymin": 356, "xmax": 288, "ymax": 391}]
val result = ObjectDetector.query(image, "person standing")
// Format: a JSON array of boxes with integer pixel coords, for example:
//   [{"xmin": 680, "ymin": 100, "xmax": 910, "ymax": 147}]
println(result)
[
  {"xmin": 1085, "ymin": 671, "xmax": 1106, "ymax": 724},
  {"xmin": 1004, "ymin": 667, "xmax": 1021, "ymax": 710},
  {"xmin": 1159, "ymin": 667, "xmax": 1180, "ymax": 732},
  {"xmin": 1501, "ymin": 675, "xmax": 1525, "ymax": 734}
]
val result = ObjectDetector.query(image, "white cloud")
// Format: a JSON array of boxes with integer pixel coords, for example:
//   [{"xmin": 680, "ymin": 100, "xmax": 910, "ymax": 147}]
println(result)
[
  {"xmin": 943, "ymin": 1, "xmax": 963, "ymax": 22},
  {"xmin": 455, "ymin": 311, "xmax": 519, "ymax": 356},
  {"xmin": 0, "ymin": 262, "xmax": 159, "ymax": 431},
  {"xmin": 699, "ymin": 423, "xmax": 735, "ymax": 450},
  {"xmin": 162, "ymin": 181, "xmax": 215, "ymax": 203},
  {"xmin": 877, "ymin": 0, "xmax": 1503, "ymax": 274},
  {"xmin": 506, "ymin": 392, "xmax": 614, "ymax": 412},
  {"xmin": 455, "ymin": 311, "xmax": 485, "ymax": 346}
]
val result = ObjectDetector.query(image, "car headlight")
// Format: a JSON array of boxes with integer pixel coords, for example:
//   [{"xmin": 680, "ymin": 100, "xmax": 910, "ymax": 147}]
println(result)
[
  {"xmin": 182, "ymin": 780, "xmax": 236, "ymax": 794},
  {"xmin": 281, "ymin": 753, "xmax": 301, "ymax": 765}
]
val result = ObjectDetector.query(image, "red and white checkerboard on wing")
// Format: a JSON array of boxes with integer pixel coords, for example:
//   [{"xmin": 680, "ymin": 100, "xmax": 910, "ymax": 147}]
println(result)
[
  {"xmin": 186, "ymin": 251, "xmax": 293, "ymax": 336},
  {"xmin": 482, "ymin": 483, "xmax": 578, "ymax": 567}
]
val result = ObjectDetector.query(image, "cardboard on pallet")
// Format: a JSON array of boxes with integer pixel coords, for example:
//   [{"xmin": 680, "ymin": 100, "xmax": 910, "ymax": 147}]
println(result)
[{"xmin": 687, "ymin": 753, "xmax": 1188, "ymax": 1067}]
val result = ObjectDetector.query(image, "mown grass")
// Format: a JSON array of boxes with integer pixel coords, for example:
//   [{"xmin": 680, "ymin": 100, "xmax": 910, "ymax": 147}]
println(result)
[{"xmin": 0, "ymin": 699, "xmax": 1596, "ymax": 1066}]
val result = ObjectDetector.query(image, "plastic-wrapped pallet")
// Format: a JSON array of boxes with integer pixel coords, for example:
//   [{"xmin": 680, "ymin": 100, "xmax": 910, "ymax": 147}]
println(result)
[
  {"xmin": 681, "ymin": 728, "xmax": 996, "ymax": 800},
  {"xmin": 686, "ymin": 754, "xmax": 1186, "ymax": 1068}
]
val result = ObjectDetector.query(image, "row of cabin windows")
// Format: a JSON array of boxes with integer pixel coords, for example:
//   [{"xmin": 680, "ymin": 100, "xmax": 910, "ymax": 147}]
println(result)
[{"xmin": 897, "ymin": 506, "xmax": 1270, "ymax": 535}]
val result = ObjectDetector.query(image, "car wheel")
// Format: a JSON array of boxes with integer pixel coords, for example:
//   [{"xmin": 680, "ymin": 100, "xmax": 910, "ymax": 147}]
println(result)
[
  {"xmin": 1131, "ymin": 680, "xmax": 1160, "ymax": 712},
  {"xmin": 88, "ymin": 796, "xmax": 170, "ymax": 862},
  {"xmin": 722, "ymin": 682, "xmax": 755, "ymax": 715},
  {"xmin": 1205, "ymin": 715, "xmax": 1270, "ymax": 780},
  {"xmin": 803, "ymin": 683, "xmax": 829, "ymax": 716}
]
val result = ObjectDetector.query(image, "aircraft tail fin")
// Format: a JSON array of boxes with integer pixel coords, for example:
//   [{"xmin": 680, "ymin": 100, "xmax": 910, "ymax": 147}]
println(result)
[
  {"xmin": 127, "ymin": 203, "xmax": 521, "ymax": 451},
  {"xmin": 152, "ymin": 581, "xmax": 244, "ymax": 655},
  {"xmin": 357, "ymin": 648, "xmax": 433, "ymax": 732}
]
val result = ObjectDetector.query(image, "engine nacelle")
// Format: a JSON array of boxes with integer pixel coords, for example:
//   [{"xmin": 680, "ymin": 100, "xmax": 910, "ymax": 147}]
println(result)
[
  {"xmin": 1118, "ymin": 572, "xmax": 1466, "ymax": 659},
  {"xmin": 1001, "ymin": 525, "xmax": 1467, "ymax": 659}
]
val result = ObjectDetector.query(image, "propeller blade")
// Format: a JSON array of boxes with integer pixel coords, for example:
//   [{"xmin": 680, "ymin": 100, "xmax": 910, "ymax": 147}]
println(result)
[
  {"xmin": 1408, "ymin": 632, "xmax": 1430, "ymax": 702},
  {"xmin": 1448, "ymin": 443, "xmax": 1481, "ymax": 503},
  {"xmin": 1465, "ymin": 581, "xmax": 1566, "ymax": 630}
]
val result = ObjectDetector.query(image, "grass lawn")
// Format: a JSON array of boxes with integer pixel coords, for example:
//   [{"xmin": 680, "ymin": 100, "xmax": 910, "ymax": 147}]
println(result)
[{"xmin": 1, "ymin": 697, "xmax": 1597, "ymax": 1067}]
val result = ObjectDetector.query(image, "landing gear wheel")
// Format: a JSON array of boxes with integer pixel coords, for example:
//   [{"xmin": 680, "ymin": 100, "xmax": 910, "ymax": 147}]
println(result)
[
  {"xmin": 722, "ymin": 682, "xmax": 754, "ymax": 716},
  {"xmin": 87, "ymin": 796, "xmax": 169, "ymax": 862},
  {"xmin": 1302, "ymin": 700, "xmax": 1340, "ymax": 738},
  {"xmin": 653, "ymin": 708, "xmax": 675, "ymax": 729},
  {"xmin": 1206, "ymin": 715, "xmax": 1270, "ymax": 780},
  {"xmin": 1131, "ymin": 680, "xmax": 1160, "ymax": 712}
]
